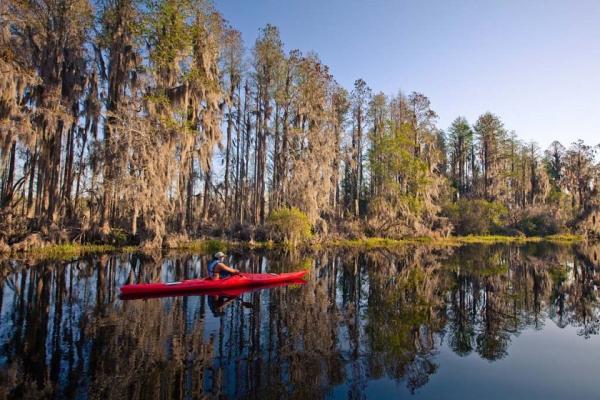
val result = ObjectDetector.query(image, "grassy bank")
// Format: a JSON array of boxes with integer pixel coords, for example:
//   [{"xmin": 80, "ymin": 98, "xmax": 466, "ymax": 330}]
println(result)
[
  {"xmin": 450, "ymin": 234, "xmax": 583, "ymax": 244},
  {"xmin": 2, "ymin": 234, "xmax": 585, "ymax": 261},
  {"xmin": 166, "ymin": 238, "xmax": 275, "ymax": 253},
  {"xmin": 9, "ymin": 239, "xmax": 272, "ymax": 261},
  {"xmin": 327, "ymin": 234, "xmax": 583, "ymax": 249},
  {"xmin": 27, "ymin": 244, "xmax": 136, "ymax": 260}
]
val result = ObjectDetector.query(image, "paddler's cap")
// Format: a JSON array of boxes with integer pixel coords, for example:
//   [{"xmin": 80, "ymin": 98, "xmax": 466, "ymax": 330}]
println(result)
[{"xmin": 214, "ymin": 251, "xmax": 226, "ymax": 259}]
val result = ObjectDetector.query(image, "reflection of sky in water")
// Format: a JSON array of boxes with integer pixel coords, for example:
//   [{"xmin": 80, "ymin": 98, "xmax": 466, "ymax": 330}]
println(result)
[
  {"xmin": 1, "ymin": 244, "xmax": 600, "ymax": 399},
  {"xmin": 358, "ymin": 323, "xmax": 600, "ymax": 400}
]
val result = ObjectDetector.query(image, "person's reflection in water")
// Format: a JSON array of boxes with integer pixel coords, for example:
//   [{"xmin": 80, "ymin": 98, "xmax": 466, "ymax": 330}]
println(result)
[
  {"xmin": 207, "ymin": 294, "xmax": 253, "ymax": 317},
  {"xmin": 207, "ymin": 294, "xmax": 236, "ymax": 317}
]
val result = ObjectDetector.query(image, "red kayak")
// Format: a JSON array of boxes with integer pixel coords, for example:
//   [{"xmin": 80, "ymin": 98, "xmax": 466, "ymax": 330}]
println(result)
[
  {"xmin": 120, "ymin": 270, "xmax": 308, "ymax": 297},
  {"xmin": 120, "ymin": 278, "xmax": 307, "ymax": 300}
]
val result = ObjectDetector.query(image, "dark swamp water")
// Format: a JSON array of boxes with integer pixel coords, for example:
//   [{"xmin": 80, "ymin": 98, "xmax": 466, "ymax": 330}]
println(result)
[{"xmin": 2, "ymin": 243, "xmax": 600, "ymax": 399}]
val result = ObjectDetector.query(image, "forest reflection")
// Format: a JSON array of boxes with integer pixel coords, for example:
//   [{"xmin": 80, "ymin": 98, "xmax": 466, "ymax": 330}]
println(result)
[{"xmin": 1, "ymin": 243, "xmax": 599, "ymax": 399}]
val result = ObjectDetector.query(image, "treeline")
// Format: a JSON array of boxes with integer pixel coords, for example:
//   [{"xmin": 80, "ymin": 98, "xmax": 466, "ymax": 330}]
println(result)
[
  {"xmin": 1, "ymin": 0, "xmax": 599, "ymax": 247},
  {"xmin": 443, "ymin": 119, "xmax": 598, "ymax": 236}
]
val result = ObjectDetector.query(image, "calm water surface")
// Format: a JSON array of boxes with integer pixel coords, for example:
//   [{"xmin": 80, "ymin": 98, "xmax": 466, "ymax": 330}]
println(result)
[{"xmin": 1, "ymin": 243, "xmax": 600, "ymax": 399}]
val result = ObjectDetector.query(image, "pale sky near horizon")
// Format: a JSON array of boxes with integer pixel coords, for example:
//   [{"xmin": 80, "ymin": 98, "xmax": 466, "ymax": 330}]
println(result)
[{"xmin": 214, "ymin": 0, "xmax": 600, "ymax": 150}]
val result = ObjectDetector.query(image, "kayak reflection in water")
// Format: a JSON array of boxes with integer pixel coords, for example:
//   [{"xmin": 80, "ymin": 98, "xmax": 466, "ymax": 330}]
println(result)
[{"xmin": 207, "ymin": 251, "xmax": 240, "ymax": 280}]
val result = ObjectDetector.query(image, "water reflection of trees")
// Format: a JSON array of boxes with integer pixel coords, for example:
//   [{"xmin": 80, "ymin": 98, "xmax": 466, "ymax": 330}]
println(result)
[
  {"xmin": 1, "ymin": 244, "xmax": 600, "ymax": 398},
  {"xmin": 362, "ymin": 248, "xmax": 449, "ymax": 393},
  {"xmin": 0, "ymin": 255, "xmax": 215, "ymax": 399},
  {"xmin": 555, "ymin": 243, "xmax": 600, "ymax": 338}
]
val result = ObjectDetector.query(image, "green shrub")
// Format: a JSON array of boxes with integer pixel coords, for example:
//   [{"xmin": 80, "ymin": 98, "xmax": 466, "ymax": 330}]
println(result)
[
  {"xmin": 108, "ymin": 228, "xmax": 129, "ymax": 245},
  {"xmin": 513, "ymin": 208, "xmax": 563, "ymax": 236},
  {"xmin": 267, "ymin": 207, "xmax": 312, "ymax": 246},
  {"xmin": 443, "ymin": 199, "xmax": 508, "ymax": 235}
]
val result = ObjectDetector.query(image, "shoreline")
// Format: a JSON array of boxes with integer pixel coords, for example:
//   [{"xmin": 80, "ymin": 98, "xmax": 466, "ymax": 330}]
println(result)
[
  {"xmin": 326, "ymin": 234, "xmax": 583, "ymax": 249},
  {"xmin": 0, "ymin": 234, "xmax": 584, "ymax": 261}
]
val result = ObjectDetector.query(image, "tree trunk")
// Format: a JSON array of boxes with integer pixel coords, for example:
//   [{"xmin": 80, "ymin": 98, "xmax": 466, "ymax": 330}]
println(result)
[
  {"xmin": 186, "ymin": 155, "xmax": 194, "ymax": 233},
  {"xmin": 280, "ymin": 104, "xmax": 289, "ymax": 208},
  {"xmin": 202, "ymin": 166, "xmax": 211, "ymax": 222},
  {"xmin": 178, "ymin": 154, "xmax": 188, "ymax": 234},
  {"xmin": 271, "ymin": 103, "xmax": 280, "ymax": 209},
  {"xmin": 27, "ymin": 143, "xmax": 38, "ymax": 217},
  {"xmin": 224, "ymin": 85, "xmax": 234, "ymax": 223},
  {"xmin": 242, "ymin": 82, "xmax": 251, "ymax": 224},
  {"xmin": 131, "ymin": 203, "xmax": 138, "ymax": 237},
  {"xmin": 74, "ymin": 127, "xmax": 88, "ymax": 216},
  {"xmin": 62, "ymin": 123, "xmax": 76, "ymax": 217},
  {"xmin": 253, "ymin": 85, "xmax": 261, "ymax": 225},
  {"xmin": 100, "ymin": 123, "xmax": 112, "ymax": 235},
  {"xmin": 355, "ymin": 108, "xmax": 362, "ymax": 217},
  {"xmin": 1, "ymin": 140, "xmax": 17, "ymax": 208},
  {"xmin": 48, "ymin": 120, "xmax": 64, "ymax": 224}
]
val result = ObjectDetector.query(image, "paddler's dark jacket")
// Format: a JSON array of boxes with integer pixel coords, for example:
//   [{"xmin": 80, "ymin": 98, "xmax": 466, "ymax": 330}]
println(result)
[{"xmin": 207, "ymin": 258, "xmax": 231, "ymax": 279}]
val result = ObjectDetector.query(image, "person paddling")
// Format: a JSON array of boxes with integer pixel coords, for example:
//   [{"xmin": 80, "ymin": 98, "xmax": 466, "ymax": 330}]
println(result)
[{"xmin": 207, "ymin": 251, "xmax": 240, "ymax": 280}]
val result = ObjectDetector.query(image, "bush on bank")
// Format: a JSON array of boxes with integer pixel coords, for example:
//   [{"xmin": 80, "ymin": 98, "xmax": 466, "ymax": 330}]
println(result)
[
  {"xmin": 267, "ymin": 207, "xmax": 312, "ymax": 246},
  {"xmin": 443, "ymin": 200, "xmax": 508, "ymax": 235}
]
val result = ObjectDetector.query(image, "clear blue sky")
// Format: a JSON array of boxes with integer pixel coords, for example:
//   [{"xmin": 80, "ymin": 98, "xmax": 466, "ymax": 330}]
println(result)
[{"xmin": 214, "ymin": 0, "xmax": 600, "ymax": 149}]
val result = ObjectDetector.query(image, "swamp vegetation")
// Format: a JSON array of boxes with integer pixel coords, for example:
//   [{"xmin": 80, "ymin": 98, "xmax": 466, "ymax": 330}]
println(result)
[
  {"xmin": 1, "ymin": 0, "xmax": 600, "ymax": 253},
  {"xmin": 2, "ymin": 1, "xmax": 600, "ymax": 399}
]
